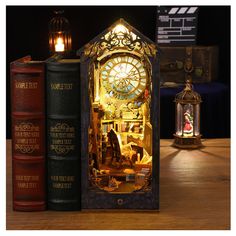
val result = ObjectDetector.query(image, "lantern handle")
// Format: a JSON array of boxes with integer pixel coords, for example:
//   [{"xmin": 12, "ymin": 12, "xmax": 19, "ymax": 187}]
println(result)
[
  {"xmin": 54, "ymin": 10, "xmax": 64, "ymax": 15},
  {"xmin": 184, "ymin": 78, "xmax": 193, "ymax": 91}
]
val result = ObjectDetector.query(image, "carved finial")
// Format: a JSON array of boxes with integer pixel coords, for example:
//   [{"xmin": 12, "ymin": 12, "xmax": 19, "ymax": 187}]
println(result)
[{"xmin": 184, "ymin": 78, "xmax": 193, "ymax": 91}]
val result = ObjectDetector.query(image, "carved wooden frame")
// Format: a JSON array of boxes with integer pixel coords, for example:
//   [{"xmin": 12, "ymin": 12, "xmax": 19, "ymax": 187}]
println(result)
[{"xmin": 78, "ymin": 19, "xmax": 160, "ymax": 209}]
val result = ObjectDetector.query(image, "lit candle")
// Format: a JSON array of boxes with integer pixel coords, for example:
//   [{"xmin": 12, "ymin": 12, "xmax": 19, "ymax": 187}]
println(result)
[{"xmin": 55, "ymin": 37, "xmax": 65, "ymax": 52}]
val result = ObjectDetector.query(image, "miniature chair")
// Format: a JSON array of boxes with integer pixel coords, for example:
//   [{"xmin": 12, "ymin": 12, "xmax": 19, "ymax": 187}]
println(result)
[{"xmin": 108, "ymin": 129, "xmax": 136, "ymax": 168}]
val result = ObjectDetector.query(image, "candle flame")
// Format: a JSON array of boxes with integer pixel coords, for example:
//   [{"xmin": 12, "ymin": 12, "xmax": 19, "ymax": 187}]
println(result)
[{"xmin": 55, "ymin": 37, "xmax": 65, "ymax": 52}]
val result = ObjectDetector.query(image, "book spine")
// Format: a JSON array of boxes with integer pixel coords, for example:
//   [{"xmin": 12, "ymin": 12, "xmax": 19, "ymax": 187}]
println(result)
[
  {"xmin": 46, "ymin": 61, "xmax": 80, "ymax": 210},
  {"xmin": 11, "ymin": 58, "xmax": 46, "ymax": 211}
]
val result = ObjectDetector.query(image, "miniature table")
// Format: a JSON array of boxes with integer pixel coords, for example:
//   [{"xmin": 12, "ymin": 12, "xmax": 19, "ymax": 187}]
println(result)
[{"xmin": 6, "ymin": 139, "xmax": 230, "ymax": 230}]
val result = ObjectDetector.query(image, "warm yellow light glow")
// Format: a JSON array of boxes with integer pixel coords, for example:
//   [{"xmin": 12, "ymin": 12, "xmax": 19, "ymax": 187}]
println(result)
[
  {"xmin": 95, "ymin": 95, "xmax": 100, "ymax": 102},
  {"xmin": 55, "ymin": 37, "xmax": 65, "ymax": 52},
  {"xmin": 183, "ymin": 132, "xmax": 193, "ymax": 137},
  {"xmin": 112, "ymin": 24, "xmax": 128, "ymax": 34}
]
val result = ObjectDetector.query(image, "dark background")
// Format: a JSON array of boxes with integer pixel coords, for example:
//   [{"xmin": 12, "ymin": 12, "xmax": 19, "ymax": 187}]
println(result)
[{"xmin": 6, "ymin": 6, "xmax": 230, "ymax": 139}]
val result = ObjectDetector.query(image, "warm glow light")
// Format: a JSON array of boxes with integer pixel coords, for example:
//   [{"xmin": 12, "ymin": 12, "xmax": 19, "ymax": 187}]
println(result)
[
  {"xmin": 95, "ymin": 95, "xmax": 100, "ymax": 102},
  {"xmin": 55, "ymin": 37, "xmax": 65, "ymax": 52},
  {"xmin": 112, "ymin": 24, "xmax": 128, "ymax": 34}
]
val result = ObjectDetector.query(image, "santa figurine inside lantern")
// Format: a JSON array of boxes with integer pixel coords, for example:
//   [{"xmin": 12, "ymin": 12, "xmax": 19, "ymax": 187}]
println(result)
[
  {"xmin": 48, "ymin": 10, "xmax": 72, "ymax": 55},
  {"xmin": 173, "ymin": 78, "xmax": 202, "ymax": 148}
]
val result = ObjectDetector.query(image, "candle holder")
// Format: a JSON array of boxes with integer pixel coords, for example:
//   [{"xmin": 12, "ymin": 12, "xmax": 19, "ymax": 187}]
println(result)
[{"xmin": 48, "ymin": 10, "xmax": 72, "ymax": 55}]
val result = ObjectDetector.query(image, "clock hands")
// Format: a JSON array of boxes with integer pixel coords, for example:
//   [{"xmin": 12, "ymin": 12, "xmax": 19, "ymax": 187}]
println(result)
[{"xmin": 102, "ymin": 56, "xmax": 147, "ymax": 99}]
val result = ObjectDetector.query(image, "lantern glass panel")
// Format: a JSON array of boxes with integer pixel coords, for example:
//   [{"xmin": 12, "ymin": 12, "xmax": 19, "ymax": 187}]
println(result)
[
  {"xmin": 183, "ymin": 103, "xmax": 194, "ymax": 137},
  {"xmin": 176, "ymin": 103, "xmax": 183, "ymax": 136},
  {"xmin": 194, "ymin": 104, "xmax": 200, "ymax": 136}
]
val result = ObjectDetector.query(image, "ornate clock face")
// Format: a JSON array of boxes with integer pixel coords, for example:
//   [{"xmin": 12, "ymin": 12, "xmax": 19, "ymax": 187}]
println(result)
[{"xmin": 101, "ymin": 55, "xmax": 147, "ymax": 100}]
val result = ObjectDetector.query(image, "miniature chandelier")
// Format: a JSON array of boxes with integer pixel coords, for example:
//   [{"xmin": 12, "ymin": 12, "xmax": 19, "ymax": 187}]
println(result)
[
  {"xmin": 48, "ymin": 10, "xmax": 72, "ymax": 55},
  {"xmin": 173, "ymin": 79, "xmax": 202, "ymax": 148}
]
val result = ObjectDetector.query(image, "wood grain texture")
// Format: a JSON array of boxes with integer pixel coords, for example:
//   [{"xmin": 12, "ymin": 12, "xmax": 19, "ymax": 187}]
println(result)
[{"xmin": 6, "ymin": 139, "xmax": 230, "ymax": 230}]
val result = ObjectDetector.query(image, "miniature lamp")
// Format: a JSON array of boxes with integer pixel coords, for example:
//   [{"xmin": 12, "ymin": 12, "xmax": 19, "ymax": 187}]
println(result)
[
  {"xmin": 48, "ymin": 10, "xmax": 72, "ymax": 55},
  {"xmin": 173, "ymin": 79, "xmax": 202, "ymax": 148}
]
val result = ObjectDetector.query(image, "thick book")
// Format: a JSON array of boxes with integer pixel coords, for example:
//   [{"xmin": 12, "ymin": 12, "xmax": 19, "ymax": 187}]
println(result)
[
  {"xmin": 10, "ymin": 56, "xmax": 46, "ymax": 211},
  {"xmin": 46, "ymin": 58, "xmax": 80, "ymax": 210}
]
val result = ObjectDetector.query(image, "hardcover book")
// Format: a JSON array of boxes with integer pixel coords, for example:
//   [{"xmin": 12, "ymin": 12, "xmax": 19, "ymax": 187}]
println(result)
[
  {"xmin": 10, "ymin": 56, "xmax": 46, "ymax": 211},
  {"xmin": 46, "ymin": 58, "xmax": 80, "ymax": 210}
]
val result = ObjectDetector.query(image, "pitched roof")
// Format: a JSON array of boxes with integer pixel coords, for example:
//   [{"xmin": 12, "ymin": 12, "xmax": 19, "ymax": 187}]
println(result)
[{"xmin": 77, "ymin": 18, "xmax": 156, "ymax": 56}]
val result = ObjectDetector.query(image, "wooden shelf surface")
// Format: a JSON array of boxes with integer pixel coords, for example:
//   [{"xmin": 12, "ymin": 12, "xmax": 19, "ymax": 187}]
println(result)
[{"xmin": 6, "ymin": 139, "xmax": 230, "ymax": 230}]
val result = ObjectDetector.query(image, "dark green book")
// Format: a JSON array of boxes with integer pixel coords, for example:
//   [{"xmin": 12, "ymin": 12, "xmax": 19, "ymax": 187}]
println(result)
[{"xmin": 46, "ymin": 58, "xmax": 80, "ymax": 210}]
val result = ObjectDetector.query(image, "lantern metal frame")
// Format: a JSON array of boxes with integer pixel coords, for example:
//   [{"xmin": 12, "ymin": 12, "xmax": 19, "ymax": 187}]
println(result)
[
  {"xmin": 173, "ymin": 79, "xmax": 202, "ymax": 149},
  {"xmin": 48, "ymin": 10, "xmax": 72, "ymax": 55}
]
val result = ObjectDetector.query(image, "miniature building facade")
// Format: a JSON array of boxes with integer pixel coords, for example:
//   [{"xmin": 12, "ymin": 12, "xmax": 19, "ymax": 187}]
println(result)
[{"xmin": 78, "ymin": 19, "xmax": 159, "ymax": 209}]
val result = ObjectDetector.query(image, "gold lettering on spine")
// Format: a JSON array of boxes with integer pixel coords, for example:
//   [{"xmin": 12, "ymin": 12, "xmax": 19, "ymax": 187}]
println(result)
[
  {"xmin": 50, "ymin": 83, "xmax": 73, "ymax": 90},
  {"xmin": 14, "ymin": 123, "xmax": 40, "ymax": 153},
  {"xmin": 15, "ymin": 175, "xmax": 39, "ymax": 189},
  {"xmin": 50, "ymin": 123, "xmax": 75, "ymax": 155},
  {"xmin": 51, "ymin": 176, "xmax": 75, "ymax": 189},
  {"xmin": 15, "ymin": 82, "xmax": 38, "ymax": 89}
]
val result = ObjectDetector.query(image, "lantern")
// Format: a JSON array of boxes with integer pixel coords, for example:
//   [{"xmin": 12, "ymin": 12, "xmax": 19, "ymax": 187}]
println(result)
[
  {"xmin": 173, "ymin": 79, "xmax": 202, "ymax": 148},
  {"xmin": 48, "ymin": 10, "xmax": 72, "ymax": 55}
]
